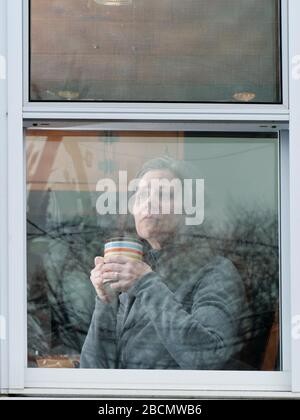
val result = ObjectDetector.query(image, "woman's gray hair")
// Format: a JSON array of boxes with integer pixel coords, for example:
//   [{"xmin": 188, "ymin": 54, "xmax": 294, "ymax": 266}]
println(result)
[
  {"xmin": 134, "ymin": 156, "xmax": 212, "ymax": 260},
  {"xmin": 135, "ymin": 155, "xmax": 202, "ymax": 211},
  {"xmin": 134, "ymin": 156, "xmax": 206, "ymax": 237},
  {"xmin": 135, "ymin": 155, "xmax": 198, "ymax": 184}
]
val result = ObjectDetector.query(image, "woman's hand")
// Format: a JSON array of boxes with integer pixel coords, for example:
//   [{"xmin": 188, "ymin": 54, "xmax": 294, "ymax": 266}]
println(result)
[
  {"xmin": 90, "ymin": 256, "xmax": 113, "ymax": 303},
  {"xmin": 100, "ymin": 256, "xmax": 153, "ymax": 293}
]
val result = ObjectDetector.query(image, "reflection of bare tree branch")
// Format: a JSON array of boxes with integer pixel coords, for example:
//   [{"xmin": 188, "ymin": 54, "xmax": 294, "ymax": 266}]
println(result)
[
  {"xmin": 27, "ymin": 197, "xmax": 279, "ymax": 368},
  {"xmin": 28, "ymin": 215, "xmax": 102, "ymax": 355},
  {"xmin": 27, "ymin": 218, "xmax": 100, "ymax": 238},
  {"xmin": 204, "ymin": 204, "xmax": 279, "ymax": 369}
]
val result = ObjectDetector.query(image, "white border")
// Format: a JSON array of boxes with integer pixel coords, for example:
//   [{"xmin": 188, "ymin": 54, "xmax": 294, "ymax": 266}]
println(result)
[
  {"xmin": 22, "ymin": 0, "xmax": 290, "ymax": 121},
  {"xmin": 7, "ymin": 0, "xmax": 26, "ymax": 392},
  {"xmin": 289, "ymin": 0, "xmax": 300, "ymax": 393},
  {"xmin": 0, "ymin": 0, "xmax": 8, "ymax": 395},
  {"xmin": 3, "ymin": 0, "xmax": 300, "ymax": 397},
  {"xmin": 10, "ymin": 390, "xmax": 300, "ymax": 399}
]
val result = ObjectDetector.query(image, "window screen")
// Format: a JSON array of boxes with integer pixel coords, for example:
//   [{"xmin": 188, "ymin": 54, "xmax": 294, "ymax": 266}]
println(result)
[{"xmin": 29, "ymin": 0, "xmax": 282, "ymax": 103}]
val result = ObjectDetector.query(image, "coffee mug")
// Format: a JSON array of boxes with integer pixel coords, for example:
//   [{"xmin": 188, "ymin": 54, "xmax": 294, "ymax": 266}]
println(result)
[
  {"xmin": 104, "ymin": 237, "xmax": 144, "ymax": 262},
  {"xmin": 102, "ymin": 237, "xmax": 144, "ymax": 298}
]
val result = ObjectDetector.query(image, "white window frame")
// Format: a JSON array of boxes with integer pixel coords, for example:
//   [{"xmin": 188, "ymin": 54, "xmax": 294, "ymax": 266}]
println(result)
[
  {"xmin": 0, "ymin": 0, "xmax": 8, "ymax": 397},
  {"xmin": 20, "ymin": 121, "xmax": 291, "ymax": 396},
  {"xmin": 1, "ymin": 0, "xmax": 300, "ymax": 398}
]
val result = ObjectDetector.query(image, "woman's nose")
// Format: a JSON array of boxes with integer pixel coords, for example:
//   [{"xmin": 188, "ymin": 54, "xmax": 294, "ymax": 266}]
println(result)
[
  {"xmin": 148, "ymin": 194, "xmax": 163, "ymax": 214},
  {"xmin": 141, "ymin": 195, "xmax": 153, "ymax": 215}
]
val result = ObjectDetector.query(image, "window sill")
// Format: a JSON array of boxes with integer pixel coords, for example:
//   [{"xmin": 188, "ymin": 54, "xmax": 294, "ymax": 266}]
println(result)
[{"xmin": 4, "ymin": 389, "xmax": 300, "ymax": 400}]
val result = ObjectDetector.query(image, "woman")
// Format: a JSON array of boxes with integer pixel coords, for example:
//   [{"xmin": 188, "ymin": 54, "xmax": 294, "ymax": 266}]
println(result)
[{"xmin": 80, "ymin": 157, "xmax": 250, "ymax": 370}]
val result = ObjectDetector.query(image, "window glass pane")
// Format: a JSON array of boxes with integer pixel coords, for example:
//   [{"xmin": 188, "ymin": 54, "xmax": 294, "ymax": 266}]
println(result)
[
  {"xmin": 30, "ymin": 0, "xmax": 281, "ymax": 103},
  {"xmin": 26, "ymin": 129, "xmax": 280, "ymax": 370}
]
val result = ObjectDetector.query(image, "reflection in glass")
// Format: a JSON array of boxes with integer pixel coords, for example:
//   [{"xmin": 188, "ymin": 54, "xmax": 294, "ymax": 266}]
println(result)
[
  {"xmin": 30, "ymin": 0, "xmax": 281, "ymax": 103},
  {"xmin": 26, "ymin": 130, "xmax": 280, "ymax": 370}
]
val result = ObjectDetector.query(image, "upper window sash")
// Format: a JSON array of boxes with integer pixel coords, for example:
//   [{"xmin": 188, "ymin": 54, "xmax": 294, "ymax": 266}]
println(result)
[{"xmin": 22, "ymin": 0, "xmax": 289, "ymax": 120}]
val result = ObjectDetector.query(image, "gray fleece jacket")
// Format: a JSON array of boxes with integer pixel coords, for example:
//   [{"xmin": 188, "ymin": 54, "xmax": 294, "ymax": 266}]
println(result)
[{"xmin": 80, "ymin": 245, "xmax": 249, "ymax": 370}]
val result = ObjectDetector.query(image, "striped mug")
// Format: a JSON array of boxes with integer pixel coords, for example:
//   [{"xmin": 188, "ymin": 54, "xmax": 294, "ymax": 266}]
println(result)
[
  {"xmin": 104, "ymin": 237, "xmax": 144, "ymax": 262},
  {"xmin": 102, "ymin": 237, "xmax": 144, "ymax": 295}
]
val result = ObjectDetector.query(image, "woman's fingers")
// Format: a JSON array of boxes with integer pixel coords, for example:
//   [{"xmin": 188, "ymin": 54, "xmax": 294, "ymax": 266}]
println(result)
[
  {"xmin": 90, "ymin": 256, "xmax": 117, "ymax": 303},
  {"xmin": 102, "ymin": 271, "xmax": 120, "ymax": 283},
  {"xmin": 91, "ymin": 266, "xmax": 102, "ymax": 277},
  {"xmin": 90, "ymin": 273, "xmax": 101, "ymax": 287},
  {"xmin": 92, "ymin": 257, "xmax": 104, "ymax": 274},
  {"xmin": 95, "ymin": 256, "xmax": 104, "ymax": 266},
  {"xmin": 91, "ymin": 254, "xmax": 149, "ymax": 300},
  {"xmin": 104, "ymin": 255, "xmax": 131, "ymax": 264},
  {"xmin": 90, "ymin": 273, "xmax": 112, "ymax": 303},
  {"xmin": 101, "ymin": 263, "xmax": 123, "ymax": 273},
  {"xmin": 91, "ymin": 272, "xmax": 106, "ymax": 289},
  {"xmin": 110, "ymin": 281, "xmax": 122, "ymax": 290}
]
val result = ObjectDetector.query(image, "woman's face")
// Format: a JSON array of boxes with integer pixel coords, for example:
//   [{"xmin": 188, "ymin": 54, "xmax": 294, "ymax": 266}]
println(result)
[{"xmin": 132, "ymin": 169, "xmax": 183, "ymax": 247}]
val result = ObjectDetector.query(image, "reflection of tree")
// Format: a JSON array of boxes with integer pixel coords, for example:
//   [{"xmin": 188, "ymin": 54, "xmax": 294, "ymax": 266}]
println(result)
[
  {"xmin": 205, "ymin": 205, "xmax": 279, "ymax": 369},
  {"xmin": 28, "ymin": 216, "xmax": 103, "ymax": 358},
  {"xmin": 27, "ymin": 203, "xmax": 135, "ymax": 361},
  {"xmin": 27, "ymin": 198, "xmax": 279, "ymax": 369}
]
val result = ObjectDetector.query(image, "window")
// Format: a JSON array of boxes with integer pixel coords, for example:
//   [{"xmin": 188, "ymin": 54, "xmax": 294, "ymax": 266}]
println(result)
[
  {"xmin": 4, "ymin": 0, "xmax": 300, "ymax": 397},
  {"xmin": 26, "ymin": 128, "xmax": 280, "ymax": 371},
  {"xmin": 29, "ymin": 0, "xmax": 282, "ymax": 103}
]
